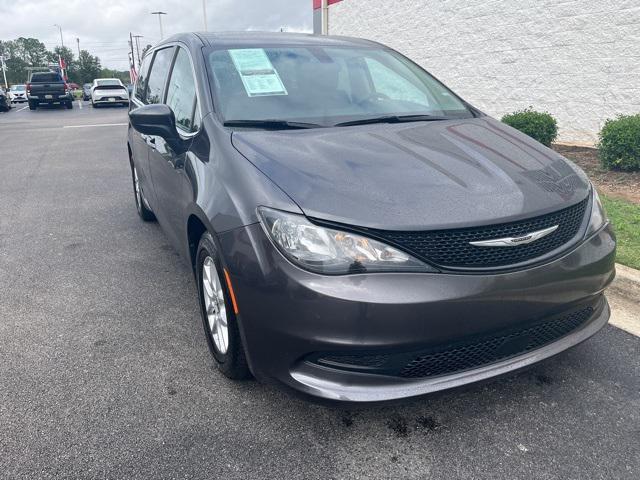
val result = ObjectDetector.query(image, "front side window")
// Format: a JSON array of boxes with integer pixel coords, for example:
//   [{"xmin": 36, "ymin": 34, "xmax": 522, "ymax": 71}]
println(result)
[
  {"xmin": 145, "ymin": 47, "xmax": 175, "ymax": 105},
  {"xmin": 207, "ymin": 45, "xmax": 472, "ymax": 127},
  {"xmin": 166, "ymin": 48, "xmax": 198, "ymax": 133}
]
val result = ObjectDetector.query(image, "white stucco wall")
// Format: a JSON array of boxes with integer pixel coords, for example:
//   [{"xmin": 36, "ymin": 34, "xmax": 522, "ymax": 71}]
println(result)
[{"xmin": 328, "ymin": 0, "xmax": 640, "ymax": 145}]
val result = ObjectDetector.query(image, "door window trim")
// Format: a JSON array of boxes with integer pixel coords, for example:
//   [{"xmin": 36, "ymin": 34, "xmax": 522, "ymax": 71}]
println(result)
[{"xmin": 132, "ymin": 41, "xmax": 204, "ymax": 139}]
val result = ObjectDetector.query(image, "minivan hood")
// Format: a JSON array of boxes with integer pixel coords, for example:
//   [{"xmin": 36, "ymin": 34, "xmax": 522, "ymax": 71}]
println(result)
[{"xmin": 232, "ymin": 117, "xmax": 590, "ymax": 230}]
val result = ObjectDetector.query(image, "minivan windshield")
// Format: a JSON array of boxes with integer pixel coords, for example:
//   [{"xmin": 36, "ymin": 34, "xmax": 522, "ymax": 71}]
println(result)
[{"xmin": 207, "ymin": 45, "xmax": 473, "ymax": 128}]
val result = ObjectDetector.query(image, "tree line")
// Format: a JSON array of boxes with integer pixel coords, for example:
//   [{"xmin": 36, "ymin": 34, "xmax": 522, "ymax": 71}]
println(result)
[{"xmin": 0, "ymin": 37, "xmax": 131, "ymax": 85}]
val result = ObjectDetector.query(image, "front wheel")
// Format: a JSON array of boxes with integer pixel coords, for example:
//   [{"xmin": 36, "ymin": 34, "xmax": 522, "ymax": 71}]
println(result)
[
  {"xmin": 28, "ymin": 100, "xmax": 37, "ymax": 110},
  {"xmin": 196, "ymin": 233, "xmax": 251, "ymax": 380},
  {"xmin": 65, "ymin": 101, "xmax": 73, "ymax": 109},
  {"xmin": 131, "ymin": 163, "xmax": 155, "ymax": 221}
]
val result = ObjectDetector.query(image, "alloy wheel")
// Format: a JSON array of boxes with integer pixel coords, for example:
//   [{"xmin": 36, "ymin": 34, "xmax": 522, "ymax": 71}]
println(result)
[
  {"xmin": 133, "ymin": 166, "xmax": 142, "ymax": 212},
  {"xmin": 202, "ymin": 256, "xmax": 229, "ymax": 354}
]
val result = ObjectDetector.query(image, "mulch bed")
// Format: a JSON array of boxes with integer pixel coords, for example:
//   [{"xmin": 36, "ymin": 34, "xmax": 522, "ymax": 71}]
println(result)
[{"xmin": 553, "ymin": 145, "xmax": 640, "ymax": 204}]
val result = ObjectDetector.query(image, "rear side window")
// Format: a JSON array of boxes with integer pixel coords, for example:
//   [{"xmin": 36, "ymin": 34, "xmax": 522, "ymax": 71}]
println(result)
[
  {"xmin": 135, "ymin": 55, "xmax": 152, "ymax": 103},
  {"xmin": 30, "ymin": 72, "xmax": 62, "ymax": 83},
  {"xmin": 145, "ymin": 47, "xmax": 175, "ymax": 104},
  {"xmin": 165, "ymin": 48, "xmax": 198, "ymax": 133}
]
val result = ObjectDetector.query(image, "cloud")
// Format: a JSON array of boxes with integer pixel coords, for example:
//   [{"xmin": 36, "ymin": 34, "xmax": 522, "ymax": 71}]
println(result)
[{"xmin": 0, "ymin": 0, "xmax": 312, "ymax": 69}]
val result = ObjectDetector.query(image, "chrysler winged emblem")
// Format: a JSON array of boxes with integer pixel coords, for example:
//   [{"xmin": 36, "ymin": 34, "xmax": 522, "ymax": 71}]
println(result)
[{"xmin": 470, "ymin": 225, "xmax": 559, "ymax": 247}]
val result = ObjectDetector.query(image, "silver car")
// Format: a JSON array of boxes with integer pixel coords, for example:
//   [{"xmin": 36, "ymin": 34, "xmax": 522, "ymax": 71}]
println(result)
[{"xmin": 9, "ymin": 84, "xmax": 27, "ymax": 103}]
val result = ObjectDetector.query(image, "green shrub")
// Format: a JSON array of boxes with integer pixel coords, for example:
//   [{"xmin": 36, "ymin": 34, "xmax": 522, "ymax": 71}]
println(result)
[
  {"xmin": 501, "ymin": 108, "xmax": 558, "ymax": 147},
  {"xmin": 598, "ymin": 114, "xmax": 640, "ymax": 171}
]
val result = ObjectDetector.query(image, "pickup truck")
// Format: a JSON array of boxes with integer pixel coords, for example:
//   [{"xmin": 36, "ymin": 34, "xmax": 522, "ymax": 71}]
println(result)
[{"xmin": 27, "ymin": 71, "xmax": 74, "ymax": 110}]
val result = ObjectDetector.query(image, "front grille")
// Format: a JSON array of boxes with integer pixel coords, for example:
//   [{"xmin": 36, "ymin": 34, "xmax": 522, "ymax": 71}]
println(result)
[
  {"xmin": 312, "ymin": 306, "xmax": 594, "ymax": 379},
  {"xmin": 399, "ymin": 307, "xmax": 593, "ymax": 378},
  {"xmin": 369, "ymin": 197, "xmax": 588, "ymax": 269}
]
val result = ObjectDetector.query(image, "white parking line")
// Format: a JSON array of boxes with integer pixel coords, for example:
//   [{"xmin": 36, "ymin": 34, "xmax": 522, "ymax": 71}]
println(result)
[
  {"xmin": 16, "ymin": 105, "xmax": 28, "ymax": 112},
  {"xmin": 63, "ymin": 123, "xmax": 127, "ymax": 128},
  {"xmin": 78, "ymin": 100, "xmax": 82, "ymax": 109}
]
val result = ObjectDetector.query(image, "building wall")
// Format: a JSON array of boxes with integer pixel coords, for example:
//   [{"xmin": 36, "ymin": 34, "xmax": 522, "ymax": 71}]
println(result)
[{"xmin": 326, "ymin": 0, "xmax": 640, "ymax": 145}]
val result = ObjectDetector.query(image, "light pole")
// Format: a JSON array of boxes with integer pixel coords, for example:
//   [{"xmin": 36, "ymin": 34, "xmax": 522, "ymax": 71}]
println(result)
[
  {"xmin": 202, "ymin": 0, "xmax": 208, "ymax": 31},
  {"xmin": 53, "ymin": 24, "xmax": 64, "ymax": 48},
  {"xmin": 151, "ymin": 11, "xmax": 167, "ymax": 39},
  {"xmin": 1, "ymin": 55, "xmax": 9, "ymax": 90},
  {"xmin": 132, "ymin": 35, "xmax": 143, "ymax": 67}
]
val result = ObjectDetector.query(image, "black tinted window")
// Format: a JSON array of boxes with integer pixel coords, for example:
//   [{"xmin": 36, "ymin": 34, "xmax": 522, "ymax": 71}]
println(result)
[
  {"xmin": 135, "ymin": 55, "xmax": 152, "ymax": 102},
  {"xmin": 166, "ymin": 48, "xmax": 198, "ymax": 133},
  {"xmin": 30, "ymin": 72, "xmax": 62, "ymax": 83},
  {"xmin": 146, "ymin": 47, "xmax": 175, "ymax": 105}
]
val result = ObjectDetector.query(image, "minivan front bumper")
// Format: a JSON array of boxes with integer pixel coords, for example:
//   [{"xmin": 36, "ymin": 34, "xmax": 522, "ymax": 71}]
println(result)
[{"xmin": 218, "ymin": 222, "xmax": 616, "ymax": 402}]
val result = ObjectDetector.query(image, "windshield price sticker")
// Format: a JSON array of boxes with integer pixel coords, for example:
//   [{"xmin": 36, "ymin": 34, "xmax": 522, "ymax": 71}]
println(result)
[{"xmin": 229, "ymin": 49, "xmax": 288, "ymax": 97}]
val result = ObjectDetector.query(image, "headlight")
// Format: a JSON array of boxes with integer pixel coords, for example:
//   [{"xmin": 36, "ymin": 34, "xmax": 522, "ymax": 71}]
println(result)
[
  {"xmin": 258, "ymin": 207, "xmax": 436, "ymax": 274},
  {"xmin": 586, "ymin": 186, "xmax": 607, "ymax": 236}
]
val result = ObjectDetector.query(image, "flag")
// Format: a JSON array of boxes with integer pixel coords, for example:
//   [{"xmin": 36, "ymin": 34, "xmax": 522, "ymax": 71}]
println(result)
[
  {"xmin": 58, "ymin": 55, "xmax": 67, "ymax": 81},
  {"xmin": 128, "ymin": 52, "xmax": 138, "ymax": 84}
]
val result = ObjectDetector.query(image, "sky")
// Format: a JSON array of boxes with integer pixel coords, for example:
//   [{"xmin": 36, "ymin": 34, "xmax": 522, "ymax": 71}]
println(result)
[{"xmin": 0, "ymin": 0, "xmax": 313, "ymax": 69}]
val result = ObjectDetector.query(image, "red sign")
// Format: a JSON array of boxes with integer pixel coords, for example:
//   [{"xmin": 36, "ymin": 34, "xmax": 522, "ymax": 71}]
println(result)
[{"xmin": 313, "ymin": 0, "xmax": 342, "ymax": 9}]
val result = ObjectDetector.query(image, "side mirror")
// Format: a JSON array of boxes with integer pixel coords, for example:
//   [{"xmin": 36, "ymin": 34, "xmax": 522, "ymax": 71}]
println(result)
[{"xmin": 129, "ymin": 104, "xmax": 185, "ymax": 153}]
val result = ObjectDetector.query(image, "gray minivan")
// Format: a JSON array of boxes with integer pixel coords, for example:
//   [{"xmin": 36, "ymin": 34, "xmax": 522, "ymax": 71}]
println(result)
[{"xmin": 127, "ymin": 32, "xmax": 615, "ymax": 402}]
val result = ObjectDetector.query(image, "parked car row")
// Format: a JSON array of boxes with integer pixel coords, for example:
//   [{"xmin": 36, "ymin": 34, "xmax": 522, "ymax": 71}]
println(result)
[{"xmin": 1, "ymin": 72, "xmax": 132, "ymax": 111}]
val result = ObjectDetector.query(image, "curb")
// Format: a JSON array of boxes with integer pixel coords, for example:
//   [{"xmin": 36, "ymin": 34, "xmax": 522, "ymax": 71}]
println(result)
[
  {"xmin": 608, "ymin": 263, "xmax": 640, "ymax": 337},
  {"xmin": 611, "ymin": 263, "xmax": 640, "ymax": 301}
]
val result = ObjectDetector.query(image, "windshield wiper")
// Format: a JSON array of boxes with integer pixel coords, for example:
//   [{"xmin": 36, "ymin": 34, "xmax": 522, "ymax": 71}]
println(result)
[
  {"xmin": 334, "ymin": 114, "xmax": 449, "ymax": 127},
  {"xmin": 223, "ymin": 119, "xmax": 324, "ymax": 130}
]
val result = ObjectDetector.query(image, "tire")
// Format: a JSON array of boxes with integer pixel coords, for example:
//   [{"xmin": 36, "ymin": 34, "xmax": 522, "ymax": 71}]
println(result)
[
  {"xmin": 196, "ymin": 232, "xmax": 251, "ymax": 380},
  {"xmin": 65, "ymin": 101, "xmax": 73, "ymax": 109},
  {"xmin": 28, "ymin": 101, "xmax": 37, "ymax": 110},
  {"xmin": 130, "ymin": 162, "xmax": 156, "ymax": 221}
]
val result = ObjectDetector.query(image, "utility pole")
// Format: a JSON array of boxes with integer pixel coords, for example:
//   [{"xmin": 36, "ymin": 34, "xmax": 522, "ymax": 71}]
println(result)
[
  {"xmin": 1, "ymin": 55, "xmax": 8, "ymax": 90},
  {"xmin": 129, "ymin": 32, "xmax": 135, "ymax": 68},
  {"xmin": 321, "ymin": 0, "xmax": 329, "ymax": 35},
  {"xmin": 132, "ymin": 35, "xmax": 143, "ymax": 67},
  {"xmin": 53, "ymin": 24, "xmax": 64, "ymax": 48},
  {"xmin": 202, "ymin": 0, "xmax": 208, "ymax": 31},
  {"xmin": 76, "ymin": 37, "xmax": 81, "ymax": 59},
  {"xmin": 151, "ymin": 11, "xmax": 167, "ymax": 39}
]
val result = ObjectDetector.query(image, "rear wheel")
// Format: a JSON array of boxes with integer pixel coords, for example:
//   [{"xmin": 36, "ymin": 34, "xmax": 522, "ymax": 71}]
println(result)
[
  {"xmin": 131, "ymin": 163, "xmax": 155, "ymax": 221},
  {"xmin": 196, "ymin": 232, "xmax": 251, "ymax": 380}
]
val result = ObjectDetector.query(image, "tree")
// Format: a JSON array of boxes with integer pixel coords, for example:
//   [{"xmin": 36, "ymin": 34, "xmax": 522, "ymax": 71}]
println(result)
[
  {"xmin": 0, "ymin": 39, "xmax": 47, "ymax": 83},
  {"xmin": 98, "ymin": 68, "xmax": 130, "ymax": 83},
  {"xmin": 48, "ymin": 46, "xmax": 77, "ymax": 81},
  {"xmin": 13, "ymin": 37, "xmax": 48, "ymax": 66},
  {"xmin": 76, "ymin": 50, "xmax": 101, "ymax": 84}
]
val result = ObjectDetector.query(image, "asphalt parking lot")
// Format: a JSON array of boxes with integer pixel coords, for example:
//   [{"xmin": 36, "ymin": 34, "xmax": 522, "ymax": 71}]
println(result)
[{"xmin": 1, "ymin": 102, "xmax": 639, "ymax": 480}]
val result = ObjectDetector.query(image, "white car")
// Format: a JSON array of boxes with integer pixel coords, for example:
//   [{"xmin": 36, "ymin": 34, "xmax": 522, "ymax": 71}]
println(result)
[
  {"xmin": 91, "ymin": 78, "xmax": 129, "ymax": 107},
  {"xmin": 9, "ymin": 84, "xmax": 28, "ymax": 103}
]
